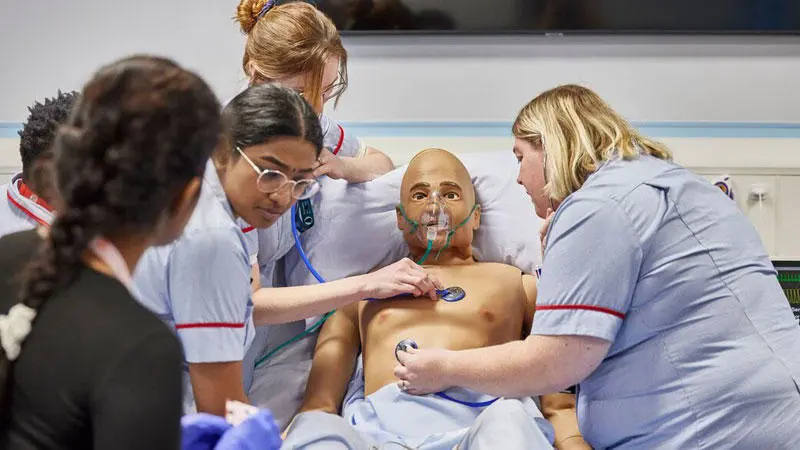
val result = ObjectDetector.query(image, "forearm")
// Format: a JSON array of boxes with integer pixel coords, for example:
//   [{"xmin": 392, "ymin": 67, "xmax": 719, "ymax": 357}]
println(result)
[
  {"xmin": 445, "ymin": 335, "xmax": 603, "ymax": 398},
  {"xmin": 342, "ymin": 147, "xmax": 394, "ymax": 183},
  {"xmin": 541, "ymin": 393, "xmax": 587, "ymax": 449},
  {"xmin": 190, "ymin": 362, "xmax": 250, "ymax": 416},
  {"xmin": 298, "ymin": 350, "xmax": 358, "ymax": 414},
  {"xmin": 445, "ymin": 339, "xmax": 559, "ymax": 397},
  {"xmin": 252, "ymin": 275, "xmax": 367, "ymax": 325},
  {"xmin": 195, "ymin": 386, "xmax": 250, "ymax": 417},
  {"xmin": 300, "ymin": 309, "xmax": 360, "ymax": 414}
]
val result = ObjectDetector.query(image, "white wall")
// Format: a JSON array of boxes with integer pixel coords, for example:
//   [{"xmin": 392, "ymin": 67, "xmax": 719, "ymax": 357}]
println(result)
[
  {"xmin": 0, "ymin": 0, "xmax": 248, "ymax": 122},
  {"xmin": 2, "ymin": 1, "xmax": 800, "ymax": 123},
  {"xmin": 334, "ymin": 34, "xmax": 800, "ymax": 123},
  {"xmin": 1, "ymin": 0, "xmax": 800, "ymax": 257}
]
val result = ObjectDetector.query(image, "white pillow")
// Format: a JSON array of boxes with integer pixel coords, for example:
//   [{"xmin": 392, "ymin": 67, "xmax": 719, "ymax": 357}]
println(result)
[{"xmin": 283, "ymin": 150, "xmax": 544, "ymax": 287}]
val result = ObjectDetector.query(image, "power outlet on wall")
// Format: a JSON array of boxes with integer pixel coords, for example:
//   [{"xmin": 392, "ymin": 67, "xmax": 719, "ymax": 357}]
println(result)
[{"xmin": 749, "ymin": 183, "xmax": 769, "ymax": 202}]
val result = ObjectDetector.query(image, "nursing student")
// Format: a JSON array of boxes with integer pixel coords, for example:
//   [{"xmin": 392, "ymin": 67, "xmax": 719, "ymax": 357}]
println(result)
[
  {"xmin": 236, "ymin": 0, "xmax": 393, "ymax": 184},
  {"xmin": 133, "ymin": 83, "xmax": 441, "ymax": 416},
  {"xmin": 235, "ymin": 0, "xmax": 395, "ymax": 288},
  {"xmin": 0, "ymin": 55, "xmax": 221, "ymax": 449},
  {"xmin": 0, "ymin": 91, "xmax": 77, "ymax": 237},
  {"xmin": 395, "ymin": 85, "xmax": 800, "ymax": 449},
  {"xmin": 234, "ymin": 0, "xmax": 398, "ymax": 424}
]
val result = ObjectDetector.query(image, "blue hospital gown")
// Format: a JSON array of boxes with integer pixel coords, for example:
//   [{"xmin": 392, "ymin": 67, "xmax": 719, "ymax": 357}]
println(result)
[
  {"xmin": 533, "ymin": 154, "xmax": 800, "ymax": 449},
  {"xmin": 133, "ymin": 160, "xmax": 256, "ymax": 412}
]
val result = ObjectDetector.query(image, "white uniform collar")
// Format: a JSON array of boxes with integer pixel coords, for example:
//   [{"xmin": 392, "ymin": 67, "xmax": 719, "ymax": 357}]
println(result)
[{"xmin": 6, "ymin": 173, "xmax": 53, "ymax": 227}]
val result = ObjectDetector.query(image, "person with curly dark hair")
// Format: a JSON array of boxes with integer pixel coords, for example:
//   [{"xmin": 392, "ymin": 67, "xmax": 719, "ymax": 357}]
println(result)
[
  {"xmin": 0, "ymin": 91, "xmax": 77, "ymax": 237},
  {"xmin": 0, "ymin": 55, "xmax": 221, "ymax": 449}
]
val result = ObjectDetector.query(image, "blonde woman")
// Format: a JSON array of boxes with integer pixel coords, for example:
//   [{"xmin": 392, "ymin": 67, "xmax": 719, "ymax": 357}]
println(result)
[{"xmin": 394, "ymin": 85, "xmax": 800, "ymax": 449}]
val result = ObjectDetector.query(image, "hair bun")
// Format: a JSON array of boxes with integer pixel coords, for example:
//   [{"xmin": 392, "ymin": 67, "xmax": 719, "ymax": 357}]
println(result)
[{"xmin": 236, "ymin": 0, "xmax": 276, "ymax": 34}]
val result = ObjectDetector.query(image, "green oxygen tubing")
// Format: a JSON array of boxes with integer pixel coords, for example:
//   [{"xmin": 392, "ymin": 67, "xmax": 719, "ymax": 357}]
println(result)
[
  {"xmin": 253, "ymin": 204, "xmax": 434, "ymax": 369},
  {"xmin": 254, "ymin": 196, "xmax": 471, "ymax": 369},
  {"xmin": 253, "ymin": 203, "xmax": 330, "ymax": 368}
]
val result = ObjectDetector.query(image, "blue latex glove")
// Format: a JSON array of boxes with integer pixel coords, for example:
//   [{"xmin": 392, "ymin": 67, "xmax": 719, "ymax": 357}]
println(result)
[
  {"xmin": 215, "ymin": 409, "xmax": 282, "ymax": 450},
  {"xmin": 181, "ymin": 413, "xmax": 232, "ymax": 450}
]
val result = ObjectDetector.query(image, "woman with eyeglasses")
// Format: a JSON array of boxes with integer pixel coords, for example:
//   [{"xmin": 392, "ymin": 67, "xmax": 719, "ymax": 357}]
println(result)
[
  {"xmin": 132, "ymin": 83, "xmax": 442, "ymax": 417},
  {"xmin": 236, "ymin": 0, "xmax": 393, "ymax": 183},
  {"xmin": 233, "ymin": 0, "xmax": 402, "ymax": 427}
]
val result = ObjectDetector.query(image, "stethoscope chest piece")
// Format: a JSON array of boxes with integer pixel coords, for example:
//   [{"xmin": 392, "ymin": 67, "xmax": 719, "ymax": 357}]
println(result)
[
  {"xmin": 439, "ymin": 286, "xmax": 466, "ymax": 302},
  {"xmin": 395, "ymin": 338, "xmax": 419, "ymax": 362}
]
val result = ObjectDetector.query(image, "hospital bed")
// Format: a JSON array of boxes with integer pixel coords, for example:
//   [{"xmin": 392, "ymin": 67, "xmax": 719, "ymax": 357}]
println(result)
[{"xmin": 248, "ymin": 149, "xmax": 545, "ymax": 432}]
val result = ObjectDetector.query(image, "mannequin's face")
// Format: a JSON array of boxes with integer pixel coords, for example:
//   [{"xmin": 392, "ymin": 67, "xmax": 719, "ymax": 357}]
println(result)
[{"xmin": 397, "ymin": 149, "xmax": 480, "ymax": 251}]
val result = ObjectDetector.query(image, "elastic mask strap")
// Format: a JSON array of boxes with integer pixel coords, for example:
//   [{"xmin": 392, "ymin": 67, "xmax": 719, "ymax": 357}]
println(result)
[
  {"xmin": 435, "ymin": 232, "xmax": 454, "ymax": 260},
  {"xmin": 456, "ymin": 203, "xmax": 479, "ymax": 228},
  {"xmin": 399, "ymin": 203, "xmax": 434, "ymax": 265},
  {"xmin": 397, "ymin": 204, "xmax": 418, "ymax": 234},
  {"xmin": 434, "ymin": 203, "xmax": 479, "ymax": 260}
]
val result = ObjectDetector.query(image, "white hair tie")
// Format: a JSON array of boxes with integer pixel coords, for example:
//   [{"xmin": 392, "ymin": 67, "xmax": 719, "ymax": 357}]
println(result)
[{"xmin": 0, "ymin": 304, "xmax": 37, "ymax": 361}]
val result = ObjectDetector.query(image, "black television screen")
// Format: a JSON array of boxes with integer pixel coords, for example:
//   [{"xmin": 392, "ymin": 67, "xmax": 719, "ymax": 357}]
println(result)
[
  {"xmin": 315, "ymin": 0, "xmax": 800, "ymax": 34},
  {"xmin": 773, "ymin": 260, "xmax": 800, "ymax": 326}
]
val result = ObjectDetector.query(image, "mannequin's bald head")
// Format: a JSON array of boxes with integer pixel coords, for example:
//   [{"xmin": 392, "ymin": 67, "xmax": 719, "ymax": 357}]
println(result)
[
  {"xmin": 400, "ymin": 148, "xmax": 476, "ymax": 207},
  {"xmin": 397, "ymin": 148, "xmax": 480, "ymax": 260}
]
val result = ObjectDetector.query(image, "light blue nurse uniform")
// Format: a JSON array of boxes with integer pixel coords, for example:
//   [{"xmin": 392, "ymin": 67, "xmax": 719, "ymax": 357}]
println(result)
[
  {"xmin": 533, "ymin": 153, "xmax": 800, "ymax": 449},
  {"xmin": 245, "ymin": 114, "xmax": 369, "ymax": 428},
  {"xmin": 133, "ymin": 160, "xmax": 256, "ymax": 413}
]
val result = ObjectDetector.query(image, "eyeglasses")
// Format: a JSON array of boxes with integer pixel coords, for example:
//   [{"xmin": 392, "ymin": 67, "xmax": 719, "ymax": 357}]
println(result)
[
  {"xmin": 288, "ymin": 80, "xmax": 346, "ymax": 103},
  {"xmin": 236, "ymin": 147, "xmax": 320, "ymax": 200}
]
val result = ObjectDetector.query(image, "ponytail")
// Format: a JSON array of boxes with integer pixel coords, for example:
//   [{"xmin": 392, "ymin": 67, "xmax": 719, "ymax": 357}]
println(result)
[
  {"xmin": 0, "ymin": 54, "xmax": 221, "ymax": 427},
  {"xmin": 0, "ymin": 165, "xmax": 109, "ymax": 424}
]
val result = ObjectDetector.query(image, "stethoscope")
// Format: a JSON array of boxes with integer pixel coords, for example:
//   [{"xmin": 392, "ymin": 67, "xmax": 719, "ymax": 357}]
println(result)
[
  {"xmin": 259, "ymin": 203, "xmax": 497, "ymax": 408},
  {"xmin": 253, "ymin": 203, "xmax": 467, "ymax": 368},
  {"xmin": 394, "ymin": 338, "xmax": 500, "ymax": 408}
]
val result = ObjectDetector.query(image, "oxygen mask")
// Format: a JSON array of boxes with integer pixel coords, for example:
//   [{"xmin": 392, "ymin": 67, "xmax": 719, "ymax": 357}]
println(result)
[
  {"xmin": 417, "ymin": 191, "xmax": 453, "ymax": 246},
  {"xmin": 398, "ymin": 191, "xmax": 478, "ymax": 264}
]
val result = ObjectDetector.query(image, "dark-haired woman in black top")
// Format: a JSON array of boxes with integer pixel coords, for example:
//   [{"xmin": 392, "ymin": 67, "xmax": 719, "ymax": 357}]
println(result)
[{"xmin": 0, "ymin": 54, "xmax": 221, "ymax": 449}]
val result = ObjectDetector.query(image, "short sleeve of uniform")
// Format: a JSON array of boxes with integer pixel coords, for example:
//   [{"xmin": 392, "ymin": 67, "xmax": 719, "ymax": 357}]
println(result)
[
  {"xmin": 169, "ymin": 226, "xmax": 251, "ymax": 363},
  {"xmin": 320, "ymin": 114, "xmax": 366, "ymax": 158},
  {"xmin": 533, "ymin": 196, "xmax": 643, "ymax": 343}
]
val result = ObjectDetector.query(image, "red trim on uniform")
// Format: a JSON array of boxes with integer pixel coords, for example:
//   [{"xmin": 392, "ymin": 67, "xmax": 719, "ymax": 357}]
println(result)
[
  {"xmin": 332, "ymin": 124, "xmax": 345, "ymax": 155},
  {"xmin": 241, "ymin": 226, "xmax": 254, "ymax": 233},
  {"xmin": 537, "ymin": 304, "xmax": 626, "ymax": 320},
  {"xmin": 7, "ymin": 190, "xmax": 49, "ymax": 227},
  {"xmin": 175, "ymin": 322, "xmax": 246, "ymax": 330},
  {"xmin": 18, "ymin": 181, "xmax": 52, "ymax": 211}
]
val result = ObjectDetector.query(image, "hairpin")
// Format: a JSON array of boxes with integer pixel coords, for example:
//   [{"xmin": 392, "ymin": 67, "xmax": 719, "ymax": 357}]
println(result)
[{"xmin": 257, "ymin": 0, "xmax": 277, "ymax": 20}]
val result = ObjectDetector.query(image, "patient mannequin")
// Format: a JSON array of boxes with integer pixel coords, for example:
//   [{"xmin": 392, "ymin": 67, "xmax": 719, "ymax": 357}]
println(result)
[{"xmin": 283, "ymin": 149, "xmax": 589, "ymax": 450}]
